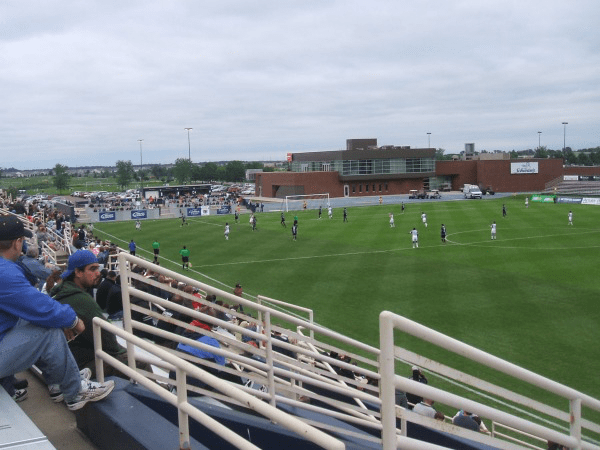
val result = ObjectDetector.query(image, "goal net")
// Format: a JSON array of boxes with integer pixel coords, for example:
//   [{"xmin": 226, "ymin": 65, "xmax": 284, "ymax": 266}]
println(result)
[{"xmin": 283, "ymin": 193, "xmax": 330, "ymax": 212}]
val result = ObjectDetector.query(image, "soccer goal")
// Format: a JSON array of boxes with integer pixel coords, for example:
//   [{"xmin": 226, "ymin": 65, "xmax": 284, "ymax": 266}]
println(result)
[{"xmin": 283, "ymin": 193, "xmax": 330, "ymax": 212}]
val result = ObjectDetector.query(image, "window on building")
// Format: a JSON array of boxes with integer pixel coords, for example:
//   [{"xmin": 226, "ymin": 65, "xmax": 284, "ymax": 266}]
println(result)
[
  {"xmin": 385, "ymin": 182, "xmax": 388, "ymax": 191},
  {"xmin": 366, "ymin": 184, "xmax": 369, "ymax": 192},
  {"xmin": 352, "ymin": 185, "xmax": 356, "ymax": 193},
  {"xmin": 372, "ymin": 184, "xmax": 375, "ymax": 192},
  {"xmin": 379, "ymin": 184, "xmax": 382, "ymax": 192},
  {"xmin": 359, "ymin": 184, "xmax": 362, "ymax": 192}
]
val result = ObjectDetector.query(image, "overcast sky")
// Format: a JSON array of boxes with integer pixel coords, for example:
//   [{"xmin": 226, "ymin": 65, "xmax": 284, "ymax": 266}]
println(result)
[{"xmin": 1, "ymin": 1, "xmax": 598, "ymax": 170}]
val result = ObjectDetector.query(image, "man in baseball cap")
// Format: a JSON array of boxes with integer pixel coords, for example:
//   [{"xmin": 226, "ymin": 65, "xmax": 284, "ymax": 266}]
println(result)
[
  {"xmin": 0, "ymin": 215, "xmax": 33, "ymax": 240},
  {"xmin": 0, "ymin": 216, "xmax": 115, "ymax": 410}
]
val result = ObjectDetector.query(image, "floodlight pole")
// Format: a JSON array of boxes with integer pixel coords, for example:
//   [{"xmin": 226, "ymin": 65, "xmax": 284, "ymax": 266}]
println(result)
[
  {"xmin": 562, "ymin": 122, "xmax": 568, "ymax": 151},
  {"xmin": 138, "ymin": 139, "xmax": 144, "ymax": 193},
  {"xmin": 538, "ymin": 131, "xmax": 542, "ymax": 150},
  {"xmin": 427, "ymin": 132, "xmax": 431, "ymax": 148},
  {"xmin": 185, "ymin": 128, "xmax": 193, "ymax": 161}
]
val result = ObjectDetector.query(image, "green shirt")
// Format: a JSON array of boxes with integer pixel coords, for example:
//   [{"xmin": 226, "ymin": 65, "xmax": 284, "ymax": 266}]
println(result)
[
  {"xmin": 152, "ymin": 241, "xmax": 160, "ymax": 249},
  {"xmin": 179, "ymin": 248, "xmax": 190, "ymax": 257}
]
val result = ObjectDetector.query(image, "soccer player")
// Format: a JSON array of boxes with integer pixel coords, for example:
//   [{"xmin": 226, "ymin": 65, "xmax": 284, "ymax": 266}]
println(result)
[
  {"xmin": 525, "ymin": 197, "xmax": 529, "ymax": 208},
  {"xmin": 180, "ymin": 212, "xmax": 188, "ymax": 227},
  {"xmin": 343, "ymin": 208, "xmax": 348, "ymax": 222},
  {"xmin": 328, "ymin": 206, "xmax": 333, "ymax": 219},
  {"xmin": 224, "ymin": 223, "xmax": 230, "ymax": 240},
  {"xmin": 389, "ymin": 213, "xmax": 395, "ymax": 228},
  {"xmin": 251, "ymin": 214, "xmax": 257, "ymax": 231},
  {"xmin": 234, "ymin": 210, "xmax": 239, "ymax": 223},
  {"xmin": 401, "ymin": 202, "xmax": 405, "ymax": 214},
  {"xmin": 568, "ymin": 210, "xmax": 573, "ymax": 225},
  {"xmin": 135, "ymin": 220, "xmax": 141, "ymax": 231},
  {"xmin": 281, "ymin": 212, "xmax": 286, "ymax": 227},
  {"xmin": 410, "ymin": 228, "xmax": 419, "ymax": 248},
  {"xmin": 491, "ymin": 221, "xmax": 497, "ymax": 240},
  {"xmin": 292, "ymin": 223, "xmax": 298, "ymax": 241},
  {"xmin": 152, "ymin": 239, "xmax": 160, "ymax": 263},
  {"xmin": 318, "ymin": 206, "xmax": 322, "ymax": 219},
  {"xmin": 441, "ymin": 224, "xmax": 447, "ymax": 243},
  {"xmin": 179, "ymin": 245, "xmax": 190, "ymax": 270},
  {"xmin": 421, "ymin": 212, "xmax": 428, "ymax": 228},
  {"xmin": 502, "ymin": 204, "xmax": 507, "ymax": 218}
]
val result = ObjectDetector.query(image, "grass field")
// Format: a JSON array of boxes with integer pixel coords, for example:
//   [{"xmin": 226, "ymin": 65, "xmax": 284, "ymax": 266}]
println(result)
[{"xmin": 93, "ymin": 195, "xmax": 600, "ymax": 421}]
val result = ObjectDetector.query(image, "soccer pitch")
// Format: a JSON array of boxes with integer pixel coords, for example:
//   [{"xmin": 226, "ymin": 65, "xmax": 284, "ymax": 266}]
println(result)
[{"xmin": 94, "ymin": 195, "xmax": 600, "ymax": 408}]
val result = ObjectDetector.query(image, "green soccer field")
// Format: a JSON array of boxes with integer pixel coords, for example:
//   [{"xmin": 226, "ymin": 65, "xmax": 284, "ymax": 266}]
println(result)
[{"xmin": 93, "ymin": 195, "xmax": 600, "ymax": 412}]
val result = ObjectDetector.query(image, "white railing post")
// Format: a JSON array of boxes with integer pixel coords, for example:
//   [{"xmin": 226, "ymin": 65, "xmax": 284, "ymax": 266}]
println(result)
[
  {"xmin": 264, "ymin": 311, "xmax": 276, "ymax": 408},
  {"xmin": 570, "ymin": 397, "xmax": 582, "ymax": 450},
  {"xmin": 379, "ymin": 311, "xmax": 398, "ymax": 449},
  {"xmin": 176, "ymin": 367, "xmax": 191, "ymax": 450},
  {"xmin": 118, "ymin": 252, "xmax": 138, "ymax": 376}
]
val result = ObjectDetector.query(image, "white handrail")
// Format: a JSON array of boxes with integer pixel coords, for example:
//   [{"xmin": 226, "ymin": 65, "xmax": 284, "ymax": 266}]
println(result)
[
  {"xmin": 92, "ymin": 318, "xmax": 345, "ymax": 450},
  {"xmin": 379, "ymin": 311, "xmax": 600, "ymax": 450}
]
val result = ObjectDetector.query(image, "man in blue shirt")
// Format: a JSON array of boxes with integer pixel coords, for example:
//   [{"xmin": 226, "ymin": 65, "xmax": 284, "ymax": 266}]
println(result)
[{"xmin": 0, "ymin": 215, "xmax": 114, "ymax": 410}]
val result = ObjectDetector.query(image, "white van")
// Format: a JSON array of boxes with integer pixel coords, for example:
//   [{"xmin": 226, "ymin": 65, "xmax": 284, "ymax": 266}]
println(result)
[{"xmin": 463, "ymin": 184, "xmax": 482, "ymax": 199}]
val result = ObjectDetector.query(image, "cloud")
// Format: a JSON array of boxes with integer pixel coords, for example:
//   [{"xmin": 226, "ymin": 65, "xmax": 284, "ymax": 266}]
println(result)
[{"xmin": 1, "ymin": 0, "xmax": 598, "ymax": 169}]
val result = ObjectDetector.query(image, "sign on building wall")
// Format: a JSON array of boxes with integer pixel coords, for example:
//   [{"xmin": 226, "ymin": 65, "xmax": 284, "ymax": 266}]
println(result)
[{"xmin": 511, "ymin": 162, "xmax": 539, "ymax": 174}]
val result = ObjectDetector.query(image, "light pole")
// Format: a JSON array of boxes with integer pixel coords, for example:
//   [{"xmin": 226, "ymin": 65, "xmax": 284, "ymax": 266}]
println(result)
[
  {"xmin": 538, "ymin": 131, "xmax": 542, "ymax": 150},
  {"xmin": 184, "ymin": 128, "xmax": 193, "ymax": 161},
  {"xmin": 138, "ymin": 139, "xmax": 143, "ymax": 192},
  {"xmin": 562, "ymin": 122, "xmax": 568, "ymax": 151},
  {"xmin": 427, "ymin": 132, "xmax": 431, "ymax": 148}
]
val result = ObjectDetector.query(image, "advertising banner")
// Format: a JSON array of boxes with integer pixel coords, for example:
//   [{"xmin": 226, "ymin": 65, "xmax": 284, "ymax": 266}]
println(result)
[
  {"xmin": 556, "ymin": 197, "xmax": 583, "ymax": 204},
  {"xmin": 530, "ymin": 195, "xmax": 556, "ymax": 203},
  {"xmin": 99, "ymin": 211, "xmax": 116, "ymax": 221},
  {"xmin": 581, "ymin": 197, "xmax": 600, "ymax": 206},
  {"xmin": 511, "ymin": 162, "xmax": 539, "ymax": 174},
  {"xmin": 186, "ymin": 208, "xmax": 202, "ymax": 217},
  {"xmin": 130, "ymin": 210, "xmax": 147, "ymax": 220},
  {"xmin": 217, "ymin": 205, "xmax": 231, "ymax": 215}
]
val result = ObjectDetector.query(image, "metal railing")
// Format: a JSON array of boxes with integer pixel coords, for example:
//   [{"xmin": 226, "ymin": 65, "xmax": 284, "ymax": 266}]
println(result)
[
  {"xmin": 379, "ymin": 311, "xmax": 600, "ymax": 450},
  {"xmin": 92, "ymin": 318, "xmax": 345, "ymax": 450}
]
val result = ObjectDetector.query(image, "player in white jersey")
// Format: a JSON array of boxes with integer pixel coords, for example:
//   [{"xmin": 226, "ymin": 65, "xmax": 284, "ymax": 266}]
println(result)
[
  {"xmin": 568, "ymin": 211, "xmax": 573, "ymax": 225},
  {"xmin": 491, "ymin": 221, "xmax": 497, "ymax": 240},
  {"xmin": 135, "ymin": 220, "xmax": 141, "ymax": 231},
  {"xmin": 328, "ymin": 206, "xmax": 333, "ymax": 219},
  {"xmin": 224, "ymin": 223, "xmax": 230, "ymax": 240},
  {"xmin": 410, "ymin": 228, "xmax": 419, "ymax": 248},
  {"xmin": 421, "ymin": 212, "xmax": 427, "ymax": 228},
  {"xmin": 389, "ymin": 213, "xmax": 395, "ymax": 228}
]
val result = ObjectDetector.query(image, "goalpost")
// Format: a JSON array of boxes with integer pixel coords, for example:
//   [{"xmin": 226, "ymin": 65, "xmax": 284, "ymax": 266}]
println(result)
[{"xmin": 283, "ymin": 193, "xmax": 330, "ymax": 212}]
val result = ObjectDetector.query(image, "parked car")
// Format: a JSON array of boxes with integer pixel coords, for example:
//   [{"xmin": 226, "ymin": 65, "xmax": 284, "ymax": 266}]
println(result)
[
  {"xmin": 408, "ymin": 190, "xmax": 418, "ymax": 199},
  {"xmin": 428, "ymin": 190, "xmax": 441, "ymax": 199}
]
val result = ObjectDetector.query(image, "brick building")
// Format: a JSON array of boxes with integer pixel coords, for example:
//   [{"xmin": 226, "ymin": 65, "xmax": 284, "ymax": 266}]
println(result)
[{"xmin": 255, "ymin": 139, "xmax": 591, "ymax": 199}]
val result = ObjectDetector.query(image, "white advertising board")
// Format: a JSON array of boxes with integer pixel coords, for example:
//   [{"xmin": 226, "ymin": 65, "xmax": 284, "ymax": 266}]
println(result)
[{"xmin": 511, "ymin": 162, "xmax": 538, "ymax": 174}]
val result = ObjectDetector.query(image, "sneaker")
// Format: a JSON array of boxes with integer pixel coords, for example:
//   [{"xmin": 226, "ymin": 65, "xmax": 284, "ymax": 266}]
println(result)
[
  {"xmin": 12, "ymin": 388, "xmax": 28, "ymax": 402},
  {"xmin": 13, "ymin": 378, "xmax": 28, "ymax": 390},
  {"xmin": 66, "ymin": 379, "xmax": 115, "ymax": 411},
  {"xmin": 49, "ymin": 368, "xmax": 93, "ymax": 403}
]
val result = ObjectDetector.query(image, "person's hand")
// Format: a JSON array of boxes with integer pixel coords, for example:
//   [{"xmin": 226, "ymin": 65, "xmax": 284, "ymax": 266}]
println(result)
[{"xmin": 64, "ymin": 318, "xmax": 85, "ymax": 341}]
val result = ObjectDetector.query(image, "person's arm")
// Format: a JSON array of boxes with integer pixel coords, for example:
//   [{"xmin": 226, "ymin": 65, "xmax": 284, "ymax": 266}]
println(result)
[{"xmin": 1, "ymin": 263, "xmax": 76, "ymax": 328}]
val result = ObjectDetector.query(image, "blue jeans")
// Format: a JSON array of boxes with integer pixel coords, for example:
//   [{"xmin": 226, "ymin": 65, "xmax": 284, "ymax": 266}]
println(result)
[{"xmin": 0, "ymin": 319, "xmax": 81, "ymax": 401}]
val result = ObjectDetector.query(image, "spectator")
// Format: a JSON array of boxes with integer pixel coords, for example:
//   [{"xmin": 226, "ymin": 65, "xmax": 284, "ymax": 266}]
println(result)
[
  {"xmin": 95, "ymin": 270, "xmax": 116, "ymax": 310},
  {"xmin": 0, "ymin": 216, "xmax": 114, "ymax": 409},
  {"xmin": 452, "ymin": 410, "xmax": 480, "ymax": 432},
  {"xmin": 413, "ymin": 398, "xmax": 438, "ymax": 418},
  {"xmin": 17, "ymin": 246, "xmax": 53, "ymax": 290},
  {"xmin": 51, "ymin": 250, "xmax": 147, "ymax": 379},
  {"xmin": 406, "ymin": 366, "xmax": 428, "ymax": 408},
  {"xmin": 105, "ymin": 275, "xmax": 123, "ymax": 318},
  {"xmin": 41, "ymin": 269, "xmax": 63, "ymax": 295}
]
